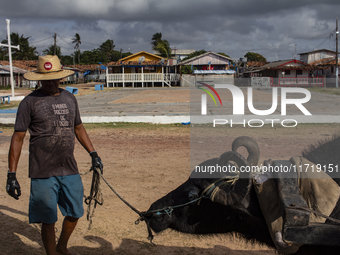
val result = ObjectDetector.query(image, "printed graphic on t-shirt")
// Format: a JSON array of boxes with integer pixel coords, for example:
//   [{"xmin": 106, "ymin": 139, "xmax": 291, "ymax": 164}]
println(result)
[{"xmin": 52, "ymin": 103, "xmax": 70, "ymax": 127}]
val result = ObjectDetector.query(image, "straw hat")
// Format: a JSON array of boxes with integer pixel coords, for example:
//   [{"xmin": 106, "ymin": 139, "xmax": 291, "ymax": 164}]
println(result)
[{"xmin": 23, "ymin": 55, "xmax": 74, "ymax": 81}]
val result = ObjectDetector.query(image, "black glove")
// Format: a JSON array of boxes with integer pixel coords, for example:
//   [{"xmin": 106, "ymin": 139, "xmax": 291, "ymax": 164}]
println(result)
[
  {"xmin": 90, "ymin": 151, "xmax": 103, "ymax": 174},
  {"xmin": 6, "ymin": 172, "xmax": 21, "ymax": 200}
]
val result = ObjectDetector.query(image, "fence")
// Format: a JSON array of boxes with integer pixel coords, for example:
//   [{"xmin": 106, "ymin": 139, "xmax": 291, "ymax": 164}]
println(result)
[
  {"xmin": 85, "ymin": 74, "xmax": 106, "ymax": 82},
  {"xmin": 0, "ymin": 76, "xmax": 35, "ymax": 88},
  {"xmin": 272, "ymin": 77, "xmax": 324, "ymax": 87},
  {"xmin": 251, "ymin": 77, "xmax": 272, "ymax": 87},
  {"xmin": 181, "ymin": 74, "xmax": 235, "ymax": 87}
]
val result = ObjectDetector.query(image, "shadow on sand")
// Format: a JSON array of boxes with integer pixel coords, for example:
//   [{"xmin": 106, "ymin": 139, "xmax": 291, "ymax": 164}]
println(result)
[{"xmin": 0, "ymin": 205, "xmax": 275, "ymax": 255}]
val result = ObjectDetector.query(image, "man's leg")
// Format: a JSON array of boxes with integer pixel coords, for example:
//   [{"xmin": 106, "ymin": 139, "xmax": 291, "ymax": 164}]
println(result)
[
  {"xmin": 55, "ymin": 174, "xmax": 84, "ymax": 254},
  {"xmin": 30, "ymin": 178, "xmax": 59, "ymax": 254},
  {"xmin": 41, "ymin": 223, "xmax": 57, "ymax": 255},
  {"xmin": 56, "ymin": 216, "xmax": 78, "ymax": 255}
]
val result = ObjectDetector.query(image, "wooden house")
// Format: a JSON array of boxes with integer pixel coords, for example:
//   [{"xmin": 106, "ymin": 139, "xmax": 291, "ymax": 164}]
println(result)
[
  {"xmin": 106, "ymin": 51, "xmax": 180, "ymax": 87},
  {"xmin": 299, "ymin": 49, "xmax": 336, "ymax": 64},
  {"xmin": 0, "ymin": 60, "xmax": 37, "ymax": 88},
  {"xmin": 244, "ymin": 59, "xmax": 325, "ymax": 87},
  {"xmin": 178, "ymin": 51, "xmax": 234, "ymax": 73},
  {"xmin": 64, "ymin": 64, "xmax": 105, "ymax": 83}
]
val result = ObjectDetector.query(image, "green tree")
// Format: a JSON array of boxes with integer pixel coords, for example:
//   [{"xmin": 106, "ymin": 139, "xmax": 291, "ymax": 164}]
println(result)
[
  {"xmin": 99, "ymin": 39, "xmax": 116, "ymax": 61},
  {"xmin": 1, "ymin": 32, "xmax": 37, "ymax": 60},
  {"xmin": 180, "ymin": 65, "xmax": 196, "ymax": 74},
  {"xmin": 121, "ymin": 51, "xmax": 132, "ymax": 59},
  {"xmin": 72, "ymin": 33, "xmax": 81, "ymax": 64},
  {"xmin": 244, "ymin": 52, "xmax": 267, "ymax": 62},
  {"xmin": 43, "ymin": 45, "xmax": 62, "ymax": 58},
  {"xmin": 217, "ymin": 52, "xmax": 231, "ymax": 58},
  {"xmin": 151, "ymin": 32, "xmax": 162, "ymax": 48},
  {"xmin": 153, "ymin": 39, "xmax": 171, "ymax": 59},
  {"xmin": 182, "ymin": 49, "xmax": 207, "ymax": 61},
  {"xmin": 0, "ymin": 47, "xmax": 6, "ymax": 60},
  {"xmin": 60, "ymin": 55, "xmax": 74, "ymax": 65},
  {"xmin": 80, "ymin": 49, "xmax": 106, "ymax": 64},
  {"xmin": 151, "ymin": 32, "xmax": 171, "ymax": 59}
]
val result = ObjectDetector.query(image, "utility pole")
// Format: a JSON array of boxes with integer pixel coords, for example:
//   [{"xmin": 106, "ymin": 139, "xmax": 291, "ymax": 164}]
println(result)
[
  {"xmin": 53, "ymin": 33, "xmax": 57, "ymax": 55},
  {"xmin": 336, "ymin": 18, "xmax": 339, "ymax": 88}
]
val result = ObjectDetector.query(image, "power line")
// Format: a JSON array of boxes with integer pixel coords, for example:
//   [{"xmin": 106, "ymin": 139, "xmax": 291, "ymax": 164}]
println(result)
[
  {"xmin": 58, "ymin": 34, "xmax": 75, "ymax": 48},
  {"xmin": 58, "ymin": 33, "xmax": 100, "ymax": 47},
  {"xmin": 30, "ymin": 36, "xmax": 53, "ymax": 44}
]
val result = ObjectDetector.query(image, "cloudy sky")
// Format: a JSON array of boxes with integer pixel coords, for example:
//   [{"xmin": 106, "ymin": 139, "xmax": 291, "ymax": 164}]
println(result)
[{"xmin": 0, "ymin": 0, "xmax": 339, "ymax": 61}]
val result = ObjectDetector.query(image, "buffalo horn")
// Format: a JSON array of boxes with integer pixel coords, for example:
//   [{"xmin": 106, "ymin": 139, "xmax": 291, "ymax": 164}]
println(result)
[{"xmin": 232, "ymin": 136, "xmax": 260, "ymax": 166}]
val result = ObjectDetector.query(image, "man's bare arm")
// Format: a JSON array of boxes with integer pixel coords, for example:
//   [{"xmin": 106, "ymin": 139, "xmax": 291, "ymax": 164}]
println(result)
[
  {"xmin": 74, "ymin": 123, "xmax": 95, "ymax": 153},
  {"xmin": 74, "ymin": 123, "xmax": 103, "ymax": 174},
  {"xmin": 8, "ymin": 131, "xmax": 26, "ymax": 173}
]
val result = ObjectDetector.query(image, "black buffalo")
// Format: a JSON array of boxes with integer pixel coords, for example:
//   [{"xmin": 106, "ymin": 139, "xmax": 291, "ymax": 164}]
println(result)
[{"xmin": 145, "ymin": 136, "xmax": 340, "ymax": 255}]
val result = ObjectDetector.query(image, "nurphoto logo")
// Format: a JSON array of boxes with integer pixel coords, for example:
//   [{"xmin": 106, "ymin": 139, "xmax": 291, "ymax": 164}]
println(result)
[{"xmin": 199, "ymin": 84, "xmax": 312, "ymax": 128}]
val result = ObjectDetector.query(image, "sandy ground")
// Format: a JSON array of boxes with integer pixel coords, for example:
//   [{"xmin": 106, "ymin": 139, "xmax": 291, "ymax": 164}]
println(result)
[
  {"xmin": 1, "ymin": 123, "xmax": 340, "ymax": 255},
  {"xmin": 1, "ymin": 85, "xmax": 340, "ymax": 254}
]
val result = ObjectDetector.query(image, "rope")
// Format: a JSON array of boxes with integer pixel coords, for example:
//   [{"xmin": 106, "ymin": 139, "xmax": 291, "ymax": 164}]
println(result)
[
  {"xmin": 81, "ymin": 166, "xmax": 154, "ymax": 241},
  {"xmin": 99, "ymin": 170, "xmax": 142, "ymax": 215},
  {"xmin": 286, "ymin": 205, "xmax": 340, "ymax": 225},
  {"xmin": 142, "ymin": 176, "xmax": 239, "ymax": 216},
  {"xmin": 95, "ymin": 168, "xmax": 156, "ymax": 244},
  {"xmin": 83, "ymin": 168, "xmax": 103, "ymax": 230},
  {"xmin": 199, "ymin": 176, "xmax": 238, "ymax": 203},
  {"xmin": 82, "ymin": 168, "xmax": 238, "ymax": 244}
]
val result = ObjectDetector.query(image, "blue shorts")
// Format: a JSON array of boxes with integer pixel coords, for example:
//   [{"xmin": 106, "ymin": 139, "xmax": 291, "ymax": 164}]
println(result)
[{"xmin": 29, "ymin": 174, "xmax": 84, "ymax": 224}]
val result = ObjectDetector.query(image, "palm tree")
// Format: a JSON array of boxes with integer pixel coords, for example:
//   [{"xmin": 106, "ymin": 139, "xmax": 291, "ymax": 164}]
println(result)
[
  {"xmin": 152, "ymin": 38, "xmax": 171, "ymax": 59},
  {"xmin": 72, "ymin": 33, "xmax": 81, "ymax": 64},
  {"xmin": 16, "ymin": 45, "xmax": 38, "ymax": 60},
  {"xmin": 1, "ymin": 33, "xmax": 38, "ymax": 60},
  {"xmin": 99, "ymin": 39, "xmax": 115, "ymax": 61},
  {"xmin": 151, "ymin": 32, "xmax": 162, "ymax": 48},
  {"xmin": 43, "ymin": 45, "xmax": 62, "ymax": 58}
]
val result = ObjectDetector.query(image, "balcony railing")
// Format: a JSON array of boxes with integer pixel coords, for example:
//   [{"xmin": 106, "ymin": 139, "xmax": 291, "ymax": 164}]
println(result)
[{"xmin": 107, "ymin": 73, "xmax": 180, "ymax": 83}]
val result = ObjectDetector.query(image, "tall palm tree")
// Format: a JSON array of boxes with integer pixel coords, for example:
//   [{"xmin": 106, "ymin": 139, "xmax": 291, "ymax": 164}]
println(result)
[
  {"xmin": 152, "ymin": 39, "xmax": 171, "ymax": 59},
  {"xmin": 151, "ymin": 32, "xmax": 162, "ymax": 48},
  {"xmin": 72, "ymin": 33, "xmax": 81, "ymax": 64}
]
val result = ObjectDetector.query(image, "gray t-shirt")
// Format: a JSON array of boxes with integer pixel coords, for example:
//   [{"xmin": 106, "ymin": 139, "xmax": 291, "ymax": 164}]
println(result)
[{"xmin": 15, "ymin": 89, "xmax": 82, "ymax": 178}]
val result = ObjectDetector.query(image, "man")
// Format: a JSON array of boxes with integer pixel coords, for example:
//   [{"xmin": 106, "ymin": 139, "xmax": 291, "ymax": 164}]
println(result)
[{"xmin": 6, "ymin": 55, "xmax": 103, "ymax": 255}]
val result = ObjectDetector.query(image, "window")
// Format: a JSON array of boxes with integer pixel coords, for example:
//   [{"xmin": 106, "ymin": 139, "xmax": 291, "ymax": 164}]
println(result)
[
  {"xmin": 296, "ymin": 70, "xmax": 303, "ymax": 75},
  {"xmin": 285, "ymin": 70, "xmax": 291, "ymax": 75}
]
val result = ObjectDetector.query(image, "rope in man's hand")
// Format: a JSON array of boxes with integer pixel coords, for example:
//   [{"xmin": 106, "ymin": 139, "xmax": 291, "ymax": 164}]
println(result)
[{"xmin": 84, "ymin": 166, "xmax": 104, "ymax": 230}]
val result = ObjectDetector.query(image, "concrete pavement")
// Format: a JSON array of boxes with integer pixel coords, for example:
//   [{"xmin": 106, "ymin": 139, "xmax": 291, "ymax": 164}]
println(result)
[{"xmin": 1, "ymin": 87, "xmax": 340, "ymax": 124}]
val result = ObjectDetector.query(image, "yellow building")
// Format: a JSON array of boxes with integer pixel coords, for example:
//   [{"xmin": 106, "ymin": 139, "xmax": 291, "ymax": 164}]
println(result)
[{"xmin": 106, "ymin": 51, "xmax": 179, "ymax": 87}]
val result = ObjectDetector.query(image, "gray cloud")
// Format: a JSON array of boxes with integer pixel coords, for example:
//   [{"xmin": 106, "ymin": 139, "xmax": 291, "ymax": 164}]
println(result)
[{"xmin": 1, "ymin": 0, "xmax": 339, "ymax": 61}]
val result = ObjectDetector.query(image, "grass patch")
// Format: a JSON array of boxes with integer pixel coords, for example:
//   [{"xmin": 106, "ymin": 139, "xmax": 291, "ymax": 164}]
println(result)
[
  {"xmin": 307, "ymin": 87, "xmax": 340, "ymax": 96},
  {"xmin": 0, "ymin": 123, "xmax": 15, "ymax": 128},
  {"xmin": 0, "ymin": 101, "xmax": 20, "ymax": 109}
]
